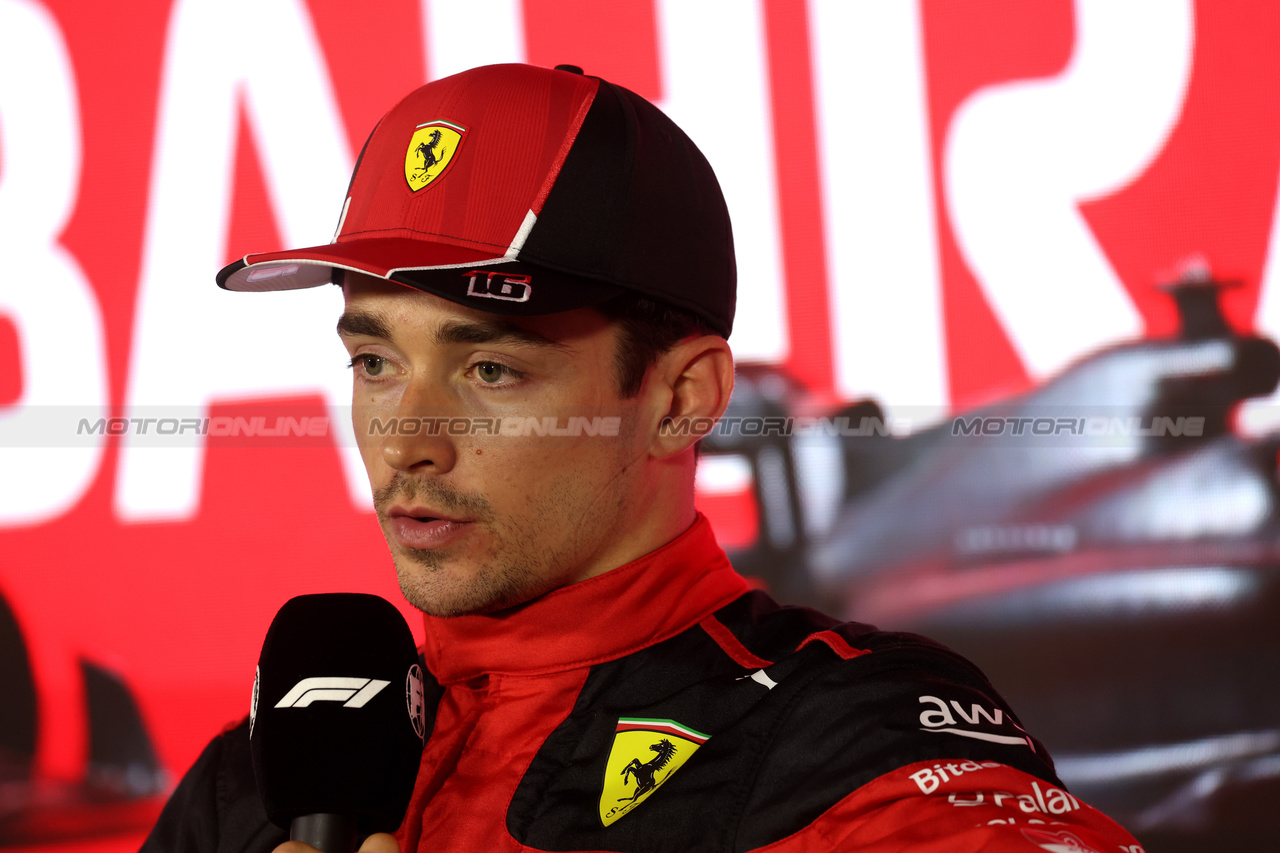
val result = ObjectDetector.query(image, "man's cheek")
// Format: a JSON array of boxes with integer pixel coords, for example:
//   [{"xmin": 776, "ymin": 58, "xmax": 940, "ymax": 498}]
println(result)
[
  {"xmin": 351, "ymin": 416, "xmax": 380, "ymax": 472},
  {"xmin": 350, "ymin": 411, "xmax": 395, "ymax": 490}
]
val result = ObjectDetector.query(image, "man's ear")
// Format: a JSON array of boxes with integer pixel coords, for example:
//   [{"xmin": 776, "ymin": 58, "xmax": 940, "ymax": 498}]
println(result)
[{"xmin": 647, "ymin": 335, "xmax": 734, "ymax": 458}]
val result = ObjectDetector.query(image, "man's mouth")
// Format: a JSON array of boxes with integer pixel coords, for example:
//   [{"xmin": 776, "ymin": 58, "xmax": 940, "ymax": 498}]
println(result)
[{"xmin": 386, "ymin": 507, "xmax": 474, "ymax": 550}]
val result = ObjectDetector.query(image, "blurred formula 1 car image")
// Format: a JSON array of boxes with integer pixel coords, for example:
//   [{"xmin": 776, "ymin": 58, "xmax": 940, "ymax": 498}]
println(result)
[
  {"xmin": 0, "ymin": 588, "xmax": 167, "ymax": 846},
  {"xmin": 703, "ymin": 266, "xmax": 1280, "ymax": 851}
]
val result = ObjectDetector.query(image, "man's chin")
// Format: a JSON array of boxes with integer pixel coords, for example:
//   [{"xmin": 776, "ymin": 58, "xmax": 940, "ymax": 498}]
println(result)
[{"xmin": 391, "ymin": 551, "xmax": 544, "ymax": 618}]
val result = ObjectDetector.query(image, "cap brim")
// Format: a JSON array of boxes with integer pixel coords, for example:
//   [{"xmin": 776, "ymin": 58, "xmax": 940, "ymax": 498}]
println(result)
[
  {"xmin": 217, "ymin": 237, "xmax": 624, "ymax": 315},
  {"xmin": 217, "ymin": 237, "xmax": 510, "ymax": 291}
]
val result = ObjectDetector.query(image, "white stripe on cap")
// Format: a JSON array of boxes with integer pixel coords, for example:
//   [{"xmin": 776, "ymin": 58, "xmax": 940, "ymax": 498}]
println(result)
[
  {"xmin": 331, "ymin": 196, "xmax": 352, "ymax": 244},
  {"xmin": 388, "ymin": 256, "xmax": 510, "ymax": 274},
  {"xmin": 504, "ymin": 209, "xmax": 537, "ymax": 259}
]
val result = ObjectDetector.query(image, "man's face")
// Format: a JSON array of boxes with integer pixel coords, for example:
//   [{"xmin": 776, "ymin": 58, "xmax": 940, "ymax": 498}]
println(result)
[{"xmin": 338, "ymin": 274, "xmax": 651, "ymax": 617}]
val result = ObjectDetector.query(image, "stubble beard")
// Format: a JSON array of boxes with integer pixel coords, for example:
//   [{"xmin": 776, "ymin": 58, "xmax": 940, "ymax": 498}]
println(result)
[
  {"xmin": 373, "ymin": 416, "xmax": 642, "ymax": 618},
  {"xmin": 391, "ymin": 541, "xmax": 548, "ymax": 618},
  {"xmin": 374, "ymin": 473, "xmax": 553, "ymax": 618}
]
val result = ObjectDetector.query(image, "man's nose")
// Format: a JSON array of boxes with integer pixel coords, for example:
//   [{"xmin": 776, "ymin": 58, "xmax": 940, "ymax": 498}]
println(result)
[{"xmin": 380, "ymin": 377, "xmax": 458, "ymax": 474}]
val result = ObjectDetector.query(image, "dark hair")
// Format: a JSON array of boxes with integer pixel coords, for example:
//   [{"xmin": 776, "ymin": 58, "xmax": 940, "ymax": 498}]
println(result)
[{"xmin": 596, "ymin": 293, "xmax": 714, "ymax": 397}]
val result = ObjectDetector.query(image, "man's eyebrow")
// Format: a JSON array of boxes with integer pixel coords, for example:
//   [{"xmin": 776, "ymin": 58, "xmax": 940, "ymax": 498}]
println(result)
[
  {"xmin": 433, "ymin": 318, "xmax": 567, "ymax": 350},
  {"xmin": 336, "ymin": 310, "xmax": 393, "ymax": 340}
]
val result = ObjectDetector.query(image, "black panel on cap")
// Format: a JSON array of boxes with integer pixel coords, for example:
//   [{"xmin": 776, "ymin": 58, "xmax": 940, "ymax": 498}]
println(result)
[
  {"xmin": 520, "ymin": 79, "xmax": 735, "ymax": 337},
  {"xmin": 521, "ymin": 79, "xmax": 632, "ymax": 286}
]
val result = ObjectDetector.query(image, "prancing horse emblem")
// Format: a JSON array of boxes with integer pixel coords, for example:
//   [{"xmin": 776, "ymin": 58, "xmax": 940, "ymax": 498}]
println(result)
[
  {"xmin": 403, "ymin": 121, "xmax": 465, "ymax": 192},
  {"xmin": 599, "ymin": 718, "xmax": 708, "ymax": 826},
  {"xmin": 414, "ymin": 130, "xmax": 444, "ymax": 174},
  {"xmin": 618, "ymin": 739, "xmax": 677, "ymax": 802}
]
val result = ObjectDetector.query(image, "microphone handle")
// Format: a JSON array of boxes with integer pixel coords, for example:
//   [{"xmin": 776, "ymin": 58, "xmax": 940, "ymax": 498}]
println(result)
[{"xmin": 290, "ymin": 813, "xmax": 358, "ymax": 853}]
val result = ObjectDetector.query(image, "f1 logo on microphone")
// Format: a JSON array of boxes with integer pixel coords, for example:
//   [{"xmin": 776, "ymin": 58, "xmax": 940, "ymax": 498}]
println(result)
[
  {"xmin": 274, "ymin": 677, "xmax": 390, "ymax": 708},
  {"xmin": 465, "ymin": 270, "xmax": 532, "ymax": 302}
]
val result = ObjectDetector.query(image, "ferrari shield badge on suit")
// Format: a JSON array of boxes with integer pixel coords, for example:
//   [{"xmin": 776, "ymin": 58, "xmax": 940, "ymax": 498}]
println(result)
[{"xmin": 599, "ymin": 718, "xmax": 709, "ymax": 826}]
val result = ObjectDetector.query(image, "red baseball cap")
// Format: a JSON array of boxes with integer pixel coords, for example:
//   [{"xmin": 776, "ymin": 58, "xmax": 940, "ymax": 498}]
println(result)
[{"xmin": 217, "ymin": 63, "xmax": 736, "ymax": 337}]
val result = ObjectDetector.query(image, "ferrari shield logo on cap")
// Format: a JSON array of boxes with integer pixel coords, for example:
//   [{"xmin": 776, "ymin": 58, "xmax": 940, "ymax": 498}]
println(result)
[
  {"xmin": 404, "ymin": 120, "xmax": 465, "ymax": 191},
  {"xmin": 599, "ymin": 718, "xmax": 708, "ymax": 827}
]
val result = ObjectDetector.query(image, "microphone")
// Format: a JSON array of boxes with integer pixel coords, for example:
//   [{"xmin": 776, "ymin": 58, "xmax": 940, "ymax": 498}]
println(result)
[{"xmin": 250, "ymin": 593, "xmax": 428, "ymax": 853}]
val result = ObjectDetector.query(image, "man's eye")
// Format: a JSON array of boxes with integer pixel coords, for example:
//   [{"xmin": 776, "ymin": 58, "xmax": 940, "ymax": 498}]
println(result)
[
  {"xmin": 475, "ymin": 362, "xmax": 507, "ymax": 384},
  {"xmin": 348, "ymin": 354, "xmax": 391, "ymax": 377}
]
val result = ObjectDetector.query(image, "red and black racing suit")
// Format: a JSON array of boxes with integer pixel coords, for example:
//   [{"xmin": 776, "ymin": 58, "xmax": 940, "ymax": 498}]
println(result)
[{"xmin": 143, "ymin": 514, "xmax": 1142, "ymax": 852}]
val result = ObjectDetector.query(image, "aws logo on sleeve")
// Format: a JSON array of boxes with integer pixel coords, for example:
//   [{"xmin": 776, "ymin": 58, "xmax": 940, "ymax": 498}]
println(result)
[
  {"xmin": 918, "ymin": 694, "xmax": 1034, "ymax": 750},
  {"xmin": 599, "ymin": 718, "xmax": 708, "ymax": 826}
]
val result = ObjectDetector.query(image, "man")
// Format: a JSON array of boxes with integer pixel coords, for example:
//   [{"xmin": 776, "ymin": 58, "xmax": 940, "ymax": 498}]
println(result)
[{"xmin": 143, "ymin": 63, "xmax": 1142, "ymax": 852}]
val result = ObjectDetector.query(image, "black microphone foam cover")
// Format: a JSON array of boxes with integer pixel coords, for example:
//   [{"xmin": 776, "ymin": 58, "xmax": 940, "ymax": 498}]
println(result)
[{"xmin": 251, "ymin": 593, "xmax": 427, "ymax": 834}]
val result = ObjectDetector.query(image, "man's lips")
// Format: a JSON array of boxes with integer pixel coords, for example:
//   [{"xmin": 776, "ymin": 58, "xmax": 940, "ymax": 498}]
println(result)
[{"xmin": 386, "ymin": 507, "xmax": 474, "ymax": 550}]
